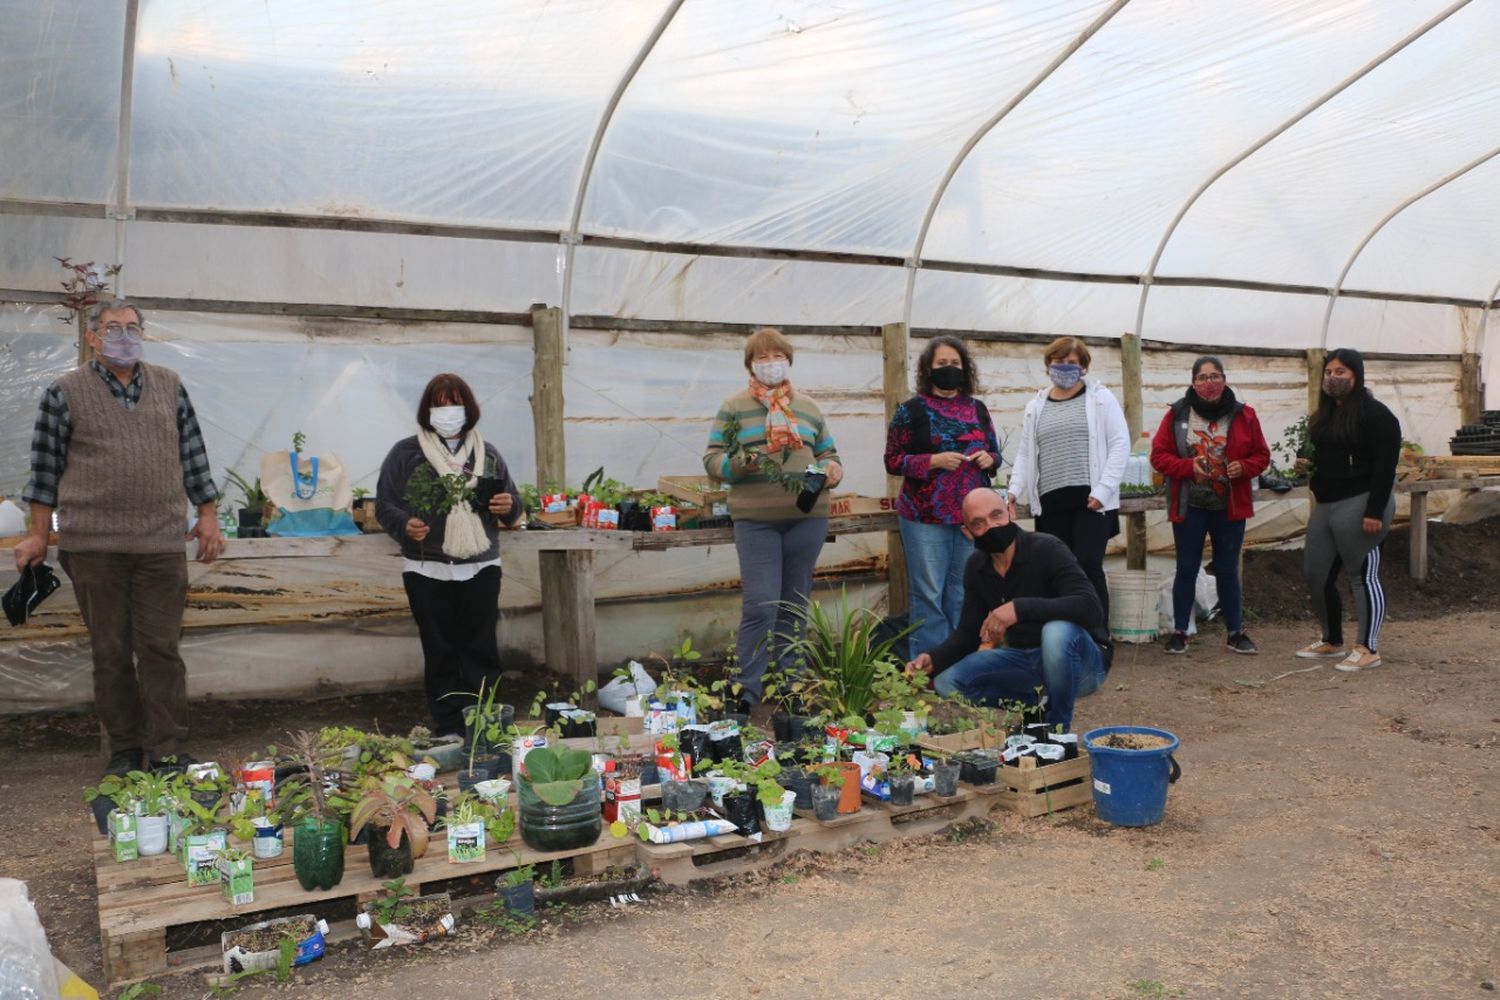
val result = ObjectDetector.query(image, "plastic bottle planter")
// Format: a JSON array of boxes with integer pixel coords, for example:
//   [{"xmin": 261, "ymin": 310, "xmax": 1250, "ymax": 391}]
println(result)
[
  {"xmin": 932, "ymin": 761, "xmax": 961, "ymax": 798},
  {"xmin": 721, "ymin": 790, "xmax": 760, "ymax": 836},
  {"xmin": 887, "ymin": 773, "xmax": 916, "ymax": 807},
  {"xmin": 136, "ymin": 814, "xmax": 170, "ymax": 856},
  {"xmin": 518, "ymin": 772, "xmax": 602, "ymax": 853},
  {"xmin": 760, "ymin": 790, "xmax": 797, "ymax": 833},
  {"xmin": 367, "ymin": 826, "xmax": 415, "ymax": 878},
  {"xmin": 810, "ymin": 783, "xmax": 841, "ymax": 821},
  {"xmin": 660, "ymin": 779, "xmax": 709, "ymax": 814},
  {"xmin": 292, "ymin": 817, "xmax": 345, "ymax": 891}
]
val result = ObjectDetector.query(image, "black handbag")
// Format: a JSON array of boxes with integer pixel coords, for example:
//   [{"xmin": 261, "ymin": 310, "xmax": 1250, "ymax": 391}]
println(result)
[{"xmin": 3, "ymin": 562, "xmax": 61, "ymax": 626}]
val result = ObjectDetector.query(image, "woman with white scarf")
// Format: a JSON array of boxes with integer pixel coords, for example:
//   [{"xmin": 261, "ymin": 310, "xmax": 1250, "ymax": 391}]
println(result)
[{"xmin": 376, "ymin": 373, "xmax": 521, "ymax": 738}]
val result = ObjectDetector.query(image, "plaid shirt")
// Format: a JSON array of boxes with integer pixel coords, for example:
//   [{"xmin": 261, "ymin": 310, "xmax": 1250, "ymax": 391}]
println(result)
[{"xmin": 22, "ymin": 361, "xmax": 219, "ymax": 509}]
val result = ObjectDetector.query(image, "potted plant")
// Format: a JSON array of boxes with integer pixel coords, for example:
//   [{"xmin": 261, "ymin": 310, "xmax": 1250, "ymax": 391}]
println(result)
[
  {"xmin": 516, "ymin": 746, "xmax": 601, "ymax": 852},
  {"xmin": 348, "ymin": 770, "xmax": 438, "ymax": 878},
  {"xmin": 83, "ymin": 774, "xmax": 130, "ymax": 835},
  {"xmin": 273, "ymin": 731, "xmax": 347, "ymax": 891},
  {"xmin": 809, "ymin": 762, "xmax": 847, "ymax": 821},
  {"xmin": 931, "ymin": 754, "xmax": 961, "ymax": 797},
  {"xmin": 406, "ymin": 725, "xmax": 466, "ymax": 774},
  {"xmin": 446, "ymin": 793, "xmax": 488, "ymax": 863},
  {"xmin": 764, "ymin": 665, "xmax": 822, "ymax": 743},
  {"xmin": 496, "ymin": 863, "xmax": 536, "ymax": 920},
  {"xmin": 885, "ymin": 749, "xmax": 918, "ymax": 806},
  {"xmin": 127, "ymin": 770, "xmax": 173, "ymax": 856},
  {"xmin": 226, "ymin": 469, "xmax": 272, "ymax": 536},
  {"xmin": 773, "ymin": 589, "xmax": 914, "ymax": 729}
]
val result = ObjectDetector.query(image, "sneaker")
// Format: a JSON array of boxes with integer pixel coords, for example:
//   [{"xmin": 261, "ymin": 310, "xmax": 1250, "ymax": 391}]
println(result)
[
  {"xmin": 1335, "ymin": 646, "xmax": 1382, "ymax": 672},
  {"xmin": 1225, "ymin": 632, "xmax": 1259, "ymax": 655},
  {"xmin": 1296, "ymin": 640, "xmax": 1347, "ymax": 659},
  {"xmin": 105, "ymin": 748, "xmax": 143, "ymax": 776},
  {"xmin": 1165, "ymin": 631, "xmax": 1188, "ymax": 654}
]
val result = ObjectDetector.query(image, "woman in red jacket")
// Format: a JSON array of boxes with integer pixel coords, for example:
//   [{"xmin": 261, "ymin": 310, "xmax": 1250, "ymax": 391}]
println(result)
[{"xmin": 1150, "ymin": 356, "xmax": 1271, "ymax": 655}]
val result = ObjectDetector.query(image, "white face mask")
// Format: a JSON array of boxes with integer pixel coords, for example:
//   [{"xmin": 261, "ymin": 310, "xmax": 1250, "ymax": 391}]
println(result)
[
  {"xmin": 751, "ymin": 359, "xmax": 790, "ymax": 387},
  {"xmin": 429, "ymin": 405, "xmax": 467, "ymax": 438}
]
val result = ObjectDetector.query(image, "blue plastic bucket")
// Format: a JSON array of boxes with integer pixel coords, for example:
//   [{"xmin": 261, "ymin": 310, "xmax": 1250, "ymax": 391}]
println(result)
[{"xmin": 1083, "ymin": 726, "xmax": 1182, "ymax": 827}]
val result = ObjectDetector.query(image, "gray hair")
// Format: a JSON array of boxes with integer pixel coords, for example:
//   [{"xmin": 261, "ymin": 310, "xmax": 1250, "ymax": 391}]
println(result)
[{"xmin": 87, "ymin": 298, "xmax": 144, "ymax": 330}]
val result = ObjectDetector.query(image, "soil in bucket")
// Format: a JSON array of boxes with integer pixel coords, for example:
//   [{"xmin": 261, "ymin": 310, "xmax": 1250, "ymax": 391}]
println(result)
[{"xmin": 1084, "ymin": 725, "xmax": 1182, "ymax": 827}]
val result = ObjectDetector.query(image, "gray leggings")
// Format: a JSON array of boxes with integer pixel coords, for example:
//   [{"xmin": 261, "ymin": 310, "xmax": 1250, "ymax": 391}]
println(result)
[
  {"xmin": 1303, "ymin": 492, "xmax": 1393, "ymax": 651},
  {"xmin": 732, "ymin": 516, "xmax": 828, "ymax": 703}
]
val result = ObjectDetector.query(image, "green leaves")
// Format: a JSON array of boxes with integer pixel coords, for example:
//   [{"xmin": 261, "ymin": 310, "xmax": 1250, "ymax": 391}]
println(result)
[
  {"xmin": 404, "ymin": 463, "xmax": 475, "ymax": 521},
  {"xmin": 522, "ymin": 746, "xmax": 594, "ymax": 806}
]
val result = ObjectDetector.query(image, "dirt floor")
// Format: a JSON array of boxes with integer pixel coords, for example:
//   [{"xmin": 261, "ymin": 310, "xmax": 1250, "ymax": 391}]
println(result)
[{"xmin": 2, "ymin": 523, "xmax": 1497, "ymax": 999}]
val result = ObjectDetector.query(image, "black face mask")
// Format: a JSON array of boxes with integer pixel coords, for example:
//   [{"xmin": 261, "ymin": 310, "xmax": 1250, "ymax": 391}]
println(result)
[
  {"xmin": 930, "ymin": 366, "xmax": 965, "ymax": 392},
  {"xmin": 974, "ymin": 522, "xmax": 1020, "ymax": 554}
]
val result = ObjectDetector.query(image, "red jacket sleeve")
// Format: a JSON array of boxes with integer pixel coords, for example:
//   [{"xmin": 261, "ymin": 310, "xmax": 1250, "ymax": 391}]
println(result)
[
  {"xmin": 1234, "ymin": 406, "xmax": 1272, "ymax": 479},
  {"xmin": 1150, "ymin": 408, "xmax": 1195, "ymax": 481}
]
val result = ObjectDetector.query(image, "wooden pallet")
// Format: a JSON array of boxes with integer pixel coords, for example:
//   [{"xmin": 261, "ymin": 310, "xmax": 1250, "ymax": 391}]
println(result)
[{"xmin": 93, "ymin": 819, "xmax": 636, "ymax": 986}]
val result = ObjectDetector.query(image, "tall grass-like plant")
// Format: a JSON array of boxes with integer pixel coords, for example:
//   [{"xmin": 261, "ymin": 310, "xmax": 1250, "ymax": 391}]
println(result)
[{"xmin": 771, "ymin": 589, "xmax": 913, "ymax": 720}]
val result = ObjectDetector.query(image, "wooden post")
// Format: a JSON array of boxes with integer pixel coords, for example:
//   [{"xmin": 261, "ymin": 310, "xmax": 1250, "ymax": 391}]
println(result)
[
  {"xmin": 1459, "ymin": 352, "xmax": 1482, "ymax": 427},
  {"xmin": 1305, "ymin": 348, "xmax": 1326, "ymax": 417},
  {"xmin": 882, "ymin": 321, "xmax": 909, "ymax": 616},
  {"xmin": 530, "ymin": 304, "xmax": 595, "ymax": 686},
  {"xmin": 1408, "ymin": 490, "xmax": 1429, "ymax": 582},
  {"xmin": 531, "ymin": 305, "xmax": 566, "ymax": 490},
  {"xmin": 1119, "ymin": 333, "xmax": 1147, "ymax": 571}
]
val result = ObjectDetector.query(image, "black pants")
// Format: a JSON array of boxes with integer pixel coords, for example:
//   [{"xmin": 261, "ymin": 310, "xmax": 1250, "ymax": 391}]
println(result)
[
  {"xmin": 401, "ymin": 567, "xmax": 503, "ymax": 734},
  {"xmin": 1033, "ymin": 506, "xmax": 1118, "ymax": 624}
]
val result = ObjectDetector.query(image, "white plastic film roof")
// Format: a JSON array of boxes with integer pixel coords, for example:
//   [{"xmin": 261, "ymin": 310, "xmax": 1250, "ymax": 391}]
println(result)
[{"xmin": 2, "ymin": 0, "xmax": 1498, "ymax": 343}]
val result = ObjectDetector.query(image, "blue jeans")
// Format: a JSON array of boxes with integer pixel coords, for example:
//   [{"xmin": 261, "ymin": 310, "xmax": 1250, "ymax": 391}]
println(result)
[
  {"xmin": 1170, "ymin": 506, "xmax": 1246, "ymax": 634},
  {"xmin": 932, "ymin": 621, "xmax": 1107, "ymax": 731},
  {"xmin": 898, "ymin": 518, "xmax": 971, "ymax": 658},
  {"xmin": 732, "ymin": 517, "xmax": 829, "ymax": 704}
]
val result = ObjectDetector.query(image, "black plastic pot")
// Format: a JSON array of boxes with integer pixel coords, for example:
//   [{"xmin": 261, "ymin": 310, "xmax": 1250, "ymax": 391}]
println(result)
[
  {"xmin": 471, "ymin": 477, "xmax": 504, "ymax": 514},
  {"xmin": 771, "ymin": 713, "xmax": 812, "ymax": 743},
  {"xmin": 456, "ymin": 768, "xmax": 488, "ymax": 794},
  {"xmin": 660, "ymin": 779, "xmax": 709, "ymax": 814},
  {"xmin": 777, "ymin": 768, "xmax": 815, "ymax": 810},
  {"xmin": 639, "ymin": 761, "xmax": 660, "ymax": 787},
  {"xmin": 497, "ymin": 878, "xmax": 535, "ymax": 918},
  {"xmin": 721, "ymin": 790, "xmax": 760, "ymax": 836},
  {"xmin": 561, "ymin": 715, "xmax": 597, "ymax": 739},
  {"xmin": 237, "ymin": 508, "xmax": 263, "ymax": 533},
  {"xmin": 888, "ymin": 773, "xmax": 916, "ymax": 806},
  {"xmin": 366, "ymin": 826, "xmax": 414, "ymax": 878},
  {"xmin": 90, "ymin": 796, "xmax": 115, "ymax": 835},
  {"xmin": 542, "ymin": 702, "xmax": 575, "ymax": 729},
  {"xmin": 463, "ymin": 706, "xmax": 515, "ymax": 755},
  {"xmin": 708, "ymin": 732, "xmax": 742, "ymax": 764},
  {"xmin": 1047, "ymin": 732, "xmax": 1080, "ymax": 760},
  {"xmin": 811, "ymin": 783, "xmax": 841, "ymax": 821},
  {"xmin": 957, "ymin": 753, "xmax": 999, "ymax": 786},
  {"xmin": 679, "ymin": 726, "xmax": 712, "ymax": 766},
  {"xmin": 1025, "ymin": 722, "xmax": 1053, "ymax": 744},
  {"xmin": 933, "ymin": 761, "xmax": 961, "ymax": 797}
]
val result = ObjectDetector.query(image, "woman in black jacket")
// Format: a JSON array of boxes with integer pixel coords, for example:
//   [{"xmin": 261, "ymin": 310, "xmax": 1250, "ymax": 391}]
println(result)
[
  {"xmin": 376, "ymin": 373, "xmax": 522, "ymax": 736},
  {"xmin": 1296, "ymin": 349, "xmax": 1401, "ymax": 673}
]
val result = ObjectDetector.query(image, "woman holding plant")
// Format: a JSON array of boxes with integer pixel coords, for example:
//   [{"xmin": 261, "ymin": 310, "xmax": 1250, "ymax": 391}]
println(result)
[
  {"xmin": 704, "ymin": 327, "xmax": 843, "ymax": 708},
  {"xmin": 376, "ymin": 374, "xmax": 522, "ymax": 737},
  {"xmin": 884, "ymin": 336, "xmax": 1001, "ymax": 658}
]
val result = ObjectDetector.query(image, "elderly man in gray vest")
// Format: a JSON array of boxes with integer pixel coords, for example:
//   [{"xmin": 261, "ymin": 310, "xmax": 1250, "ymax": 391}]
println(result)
[{"xmin": 15, "ymin": 299, "xmax": 224, "ymax": 776}]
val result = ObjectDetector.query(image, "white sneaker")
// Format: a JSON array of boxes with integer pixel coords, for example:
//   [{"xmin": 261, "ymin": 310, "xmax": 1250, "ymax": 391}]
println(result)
[
  {"xmin": 1335, "ymin": 646, "xmax": 1382, "ymax": 672},
  {"xmin": 1296, "ymin": 640, "xmax": 1347, "ymax": 659}
]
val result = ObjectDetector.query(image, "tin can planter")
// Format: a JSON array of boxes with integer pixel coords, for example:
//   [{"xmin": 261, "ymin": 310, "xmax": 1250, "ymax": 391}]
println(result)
[
  {"xmin": 292, "ymin": 817, "xmax": 345, "ymax": 891},
  {"xmin": 367, "ymin": 826, "xmax": 414, "ymax": 878},
  {"xmin": 252, "ymin": 818, "xmax": 284, "ymax": 859},
  {"xmin": 517, "ymin": 772, "xmax": 602, "ymax": 852}
]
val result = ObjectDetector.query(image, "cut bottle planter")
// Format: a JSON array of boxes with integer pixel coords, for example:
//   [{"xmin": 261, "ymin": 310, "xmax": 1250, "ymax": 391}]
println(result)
[
  {"xmin": 137, "ymin": 814, "xmax": 170, "ymax": 856},
  {"xmin": 292, "ymin": 817, "xmax": 344, "ymax": 891},
  {"xmin": 518, "ymin": 772, "xmax": 602, "ymax": 852}
]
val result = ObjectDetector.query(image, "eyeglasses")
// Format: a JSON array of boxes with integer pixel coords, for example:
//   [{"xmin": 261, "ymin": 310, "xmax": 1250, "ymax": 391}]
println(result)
[
  {"xmin": 1193, "ymin": 373, "xmax": 1225, "ymax": 383},
  {"xmin": 102, "ymin": 323, "xmax": 144, "ymax": 337}
]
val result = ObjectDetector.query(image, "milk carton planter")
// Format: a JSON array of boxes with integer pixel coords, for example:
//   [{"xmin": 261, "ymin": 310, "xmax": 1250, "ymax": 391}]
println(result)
[
  {"xmin": 108, "ymin": 809, "xmax": 139, "ymax": 863},
  {"xmin": 446, "ymin": 794, "xmax": 488, "ymax": 862},
  {"xmin": 356, "ymin": 884, "xmax": 456, "ymax": 950},
  {"xmin": 182, "ymin": 830, "xmax": 229, "ymax": 887},
  {"xmin": 218, "ymin": 850, "xmax": 255, "ymax": 905},
  {"xmin": 222, "ymin": 914, "xmax": 328, "ymax": 975}
]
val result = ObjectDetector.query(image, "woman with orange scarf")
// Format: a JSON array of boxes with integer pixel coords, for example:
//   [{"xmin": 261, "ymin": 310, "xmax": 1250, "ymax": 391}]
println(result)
[{"xmin": 704, "ymin": 328, "xmax": 843, "ymax": 709}]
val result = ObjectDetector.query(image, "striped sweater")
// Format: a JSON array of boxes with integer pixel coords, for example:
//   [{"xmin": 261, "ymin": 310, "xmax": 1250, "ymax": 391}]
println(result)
[{"xmin": 703, "ymin": 388, "xmax": 840, "ymax": 521}]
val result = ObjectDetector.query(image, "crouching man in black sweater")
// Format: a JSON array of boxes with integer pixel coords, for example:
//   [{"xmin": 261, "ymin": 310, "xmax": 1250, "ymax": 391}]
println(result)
[{"xmin": 906, "ymin": 487, "xmax": 1113, "ymax": 731}]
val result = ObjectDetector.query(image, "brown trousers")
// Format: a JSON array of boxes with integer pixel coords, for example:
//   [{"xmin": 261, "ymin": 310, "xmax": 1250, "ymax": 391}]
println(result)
[{"xmin": 59, "ymin": 550, "xmax": 190, "ymax": 759}]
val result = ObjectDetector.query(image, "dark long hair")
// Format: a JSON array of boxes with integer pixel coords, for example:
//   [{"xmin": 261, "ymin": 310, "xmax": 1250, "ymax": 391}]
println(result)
[
  {"xmin": 915, "ymin": 336, "xmax": 981, "ymax": 396},
  {"xmin": 417, "ymin": 373, "xmax": 480, "ymax": 435},
  {"xmin": 1308, "ymin": 347, "xmax": 1369, "ymax": 446}
]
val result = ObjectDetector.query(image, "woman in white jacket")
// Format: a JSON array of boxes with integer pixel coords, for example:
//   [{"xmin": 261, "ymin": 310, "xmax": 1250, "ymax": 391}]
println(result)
[{"xmin": 1007, "ymin": 336, "xmax": 1130, "ymax": 622}]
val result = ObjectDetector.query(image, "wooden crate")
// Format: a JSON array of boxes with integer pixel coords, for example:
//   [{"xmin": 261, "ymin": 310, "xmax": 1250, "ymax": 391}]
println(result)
[
  {"xmin": 984, "ymin": 753, "xmax": 1093, "ymax": 818},
  {"xmin": 656, "ymin": 476, "xmax": 728, "ymax": 509},
  {"xmin": 917, "ymin": 728, "xmax": 1005, "ymax": 754},
  {"xmin": 826, "ymin": 494, "xmax": 896, "ymax": 517}
]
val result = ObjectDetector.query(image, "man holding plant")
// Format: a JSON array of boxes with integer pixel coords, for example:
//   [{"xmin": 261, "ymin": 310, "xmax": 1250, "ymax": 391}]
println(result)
[
  {"xmin": 905, "ymin": 487, "xmax": 1111, "ymax": 730},
  {"xmin": 16, "ymin": 298, "xmax": 223, "ymax": 777}
]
